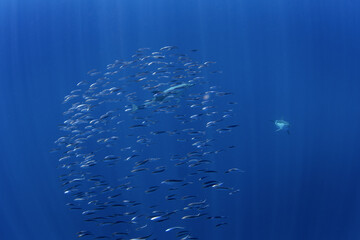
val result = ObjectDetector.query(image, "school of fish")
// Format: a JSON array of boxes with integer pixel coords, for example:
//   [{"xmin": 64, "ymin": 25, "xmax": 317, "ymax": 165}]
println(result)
[{"xmin": 54, "ymin": 46, "xmax": 242, "ymax": 240}]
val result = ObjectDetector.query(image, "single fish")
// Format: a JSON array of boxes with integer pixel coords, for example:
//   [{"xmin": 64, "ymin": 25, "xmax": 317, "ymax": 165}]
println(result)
[{"xmin": 273, "ymin": 119, "xmax": 290, "ymax": 134}]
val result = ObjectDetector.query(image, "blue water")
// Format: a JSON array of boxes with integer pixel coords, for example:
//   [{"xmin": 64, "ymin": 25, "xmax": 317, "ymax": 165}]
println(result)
[{"xmin": 1, "ymin": 0, "xmax": 360, "ymax": 239}]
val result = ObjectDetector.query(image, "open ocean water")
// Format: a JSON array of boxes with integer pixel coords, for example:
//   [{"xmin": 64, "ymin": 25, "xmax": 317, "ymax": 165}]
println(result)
[{"xmin": 0, "ymin": 0, "xmax": 360, "ymax": 239}]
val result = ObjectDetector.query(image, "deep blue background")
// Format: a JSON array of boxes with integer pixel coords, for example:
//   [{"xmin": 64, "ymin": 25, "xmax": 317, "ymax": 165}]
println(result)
[{"xmin": 0, "ymin": 0, "xmax": 360, "ymax": 239}]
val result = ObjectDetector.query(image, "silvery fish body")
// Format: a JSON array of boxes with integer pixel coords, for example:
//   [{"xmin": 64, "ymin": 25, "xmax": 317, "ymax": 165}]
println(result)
[{"xmin": 274, "ymin": 119, "xmax": 290, "ymax": 134}]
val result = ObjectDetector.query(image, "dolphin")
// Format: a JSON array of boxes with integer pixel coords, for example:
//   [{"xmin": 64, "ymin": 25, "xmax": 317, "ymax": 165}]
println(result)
[
  {"xmin": 273, "ymin": 119, "xmax": 290, "ymax": 134},
  {"xmin": 132, "ymin": 82, "xmax": 194, "ymax": 111}
]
